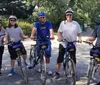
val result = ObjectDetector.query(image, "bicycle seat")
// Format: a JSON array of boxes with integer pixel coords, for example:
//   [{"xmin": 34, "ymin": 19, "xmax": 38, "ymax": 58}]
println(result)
[
  {"xmin": 40, "ymin": 44, "xmax": 48, "ymax": 49},
  {"xmin": 31, "ymin": 44, "xmax": 36, "ymax": 47}
]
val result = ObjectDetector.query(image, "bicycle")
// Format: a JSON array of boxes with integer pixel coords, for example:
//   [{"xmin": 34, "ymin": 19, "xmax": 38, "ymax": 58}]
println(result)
[
  {"xmin": 83, "ymin": 41, "xmax": 100, "ymax": 85},
  {"xmin": 29, "ymin": 37, "xmax": 50, "ymax": 85},
  {"xmin": 8, "ymin": 40, "xmax": 28, "ymax": 83},
  {"xmin": 60, "ymin": 39, "xmax": 79, "ymax": 85}
]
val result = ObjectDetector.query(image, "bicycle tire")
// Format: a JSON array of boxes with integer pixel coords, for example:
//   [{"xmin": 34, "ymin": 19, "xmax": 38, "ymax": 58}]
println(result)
[
  {"xmin": 40, "ymin": 52, "xmax": 46, "ymax": 85},
  {"xmin": 87, "ymin": 58, "xmax": 95, "ymax": 85},
  {"xmin": 17, "ymin": 56, "xmax": 28, "ymax": 84},
  {"xmin": 64, "ymin": 58, "xmax": 76, "ymax": 85},
  {"xmin": 29, "ymin": 45, "xmax": 37, "ymax": 68}
]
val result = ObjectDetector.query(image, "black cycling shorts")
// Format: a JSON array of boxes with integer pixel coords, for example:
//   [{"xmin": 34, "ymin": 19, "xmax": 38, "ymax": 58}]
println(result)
[
  {"xmin": 57, "ymin": 44, "xmax": 76, "ymax": 64},
  {"xmin": 8, "ymin": 43, "xmax": 26, "ymax": 59}
]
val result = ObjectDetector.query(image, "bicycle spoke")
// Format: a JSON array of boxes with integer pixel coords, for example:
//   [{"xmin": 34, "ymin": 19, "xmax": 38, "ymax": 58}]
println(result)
[
  {"xmin": 40, "ymin": 56, "xmax": 46, "ymax": 85},
  {"xmin": 64, "ymin": 59, "xmax": 76, "ymax": 85},
  {"xmin": 29, "ymin": 45, "xmax": 37, "ymax": 68},
  {"xmin": 87, "ymin": 58, "xmax": 95, "ymax": 85},
  {"xmin": 17, "ymin": 56, "xmax": 28, "ymax": 83}
]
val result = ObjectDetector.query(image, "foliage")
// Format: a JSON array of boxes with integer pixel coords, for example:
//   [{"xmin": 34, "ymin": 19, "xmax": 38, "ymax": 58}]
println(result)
[{"xmin": 1, "ymin": 16, "xmax": 33, "ymax": 35}]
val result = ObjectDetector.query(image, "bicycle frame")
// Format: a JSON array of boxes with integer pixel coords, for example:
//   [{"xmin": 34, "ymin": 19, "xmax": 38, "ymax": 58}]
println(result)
[
  {"xmin": 62, "ymin": 40, "xmax": 78, "ymax": 67},
  {"xmin": 29, "ymin": 38, "xmax": 49, "ymax": 69},
  {"xmin": 60, "ymin": 39, "xmax": 77, "ymax": 85},
  {"xmin": 9, "ymin": 41, "xmax": 28, "ymax": 83}
]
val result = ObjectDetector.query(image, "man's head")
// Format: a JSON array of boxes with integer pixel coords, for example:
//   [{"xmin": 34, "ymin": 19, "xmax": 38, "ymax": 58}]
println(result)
[
  {"xmin": 38, "ymin": 12, "xmax": 46, "ymax": 23},
  {"xmin": 65, "ymin": 8, "xmax": 73, "ymax": 22}
]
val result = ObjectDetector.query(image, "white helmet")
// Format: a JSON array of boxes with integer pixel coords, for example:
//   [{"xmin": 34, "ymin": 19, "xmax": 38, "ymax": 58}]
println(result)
[
  {"xmin": 9, "ymin": 15, "xmax": 17, "ymax": 20},
  {"xmin": 65, "ymin": 8, "xmax": 73, "ymax": 13}
]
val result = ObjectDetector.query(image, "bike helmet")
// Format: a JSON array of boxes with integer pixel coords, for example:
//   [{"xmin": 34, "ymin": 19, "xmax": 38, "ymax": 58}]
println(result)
[
  {"xmin": 9, "ymin": 15, "xmax": 17, "ymax": 20},
  {"xmin": 65, "ymin": 8, "xmax": 73, "ymax": 13},
  {"xmin": 38, "ymin": 12, "xmax": 46, "ymax": 16}
]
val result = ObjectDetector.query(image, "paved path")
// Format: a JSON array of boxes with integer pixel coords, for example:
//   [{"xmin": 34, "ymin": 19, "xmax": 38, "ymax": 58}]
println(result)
[{"xmin": 0, "ymin": 28, "xmax": 100, "ymax": 85}]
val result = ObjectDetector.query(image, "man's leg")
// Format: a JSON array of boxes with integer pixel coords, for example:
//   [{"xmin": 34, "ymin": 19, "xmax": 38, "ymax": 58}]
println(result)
[
  {"xmin": 45, "ymin": 43, "xmax": 52, "ymax": 75},
  {"xmin": 21, "ymin": 44, "xmax": 28, "ymax": 67},
  {"xmin": 54, "ymin": 44, "xmax": 65, "ymax": 78},
  {"xmin": 8, "ymin": 46, "xmax": 16, "ymax": 76},
  {"xmin": 0, "ymin": 46, "xmax": 4, "ymax": 74},
  {"xmin": 69, "ymin": 47, "xmax": 76, "ymax": 64}
]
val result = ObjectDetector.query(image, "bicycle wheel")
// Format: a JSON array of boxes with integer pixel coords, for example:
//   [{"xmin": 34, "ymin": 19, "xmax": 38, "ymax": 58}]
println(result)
[
  {"xmin": 87, "ymin": 58, "xmax": 95, "ymax": 85},
  {"xmin": 40, "ymin": 52, "xmax": 46, "ymax": 85},
  {"xmin": 64, "ymin": 58, "xmax": 76, "ymax": 85},
  {"xmin": 29, "ymin": 45, "xmax": 37, "ymax": 68},
  {"xmin": 17, "ymin": 56, "xmax": 28, "ymax": 83}
]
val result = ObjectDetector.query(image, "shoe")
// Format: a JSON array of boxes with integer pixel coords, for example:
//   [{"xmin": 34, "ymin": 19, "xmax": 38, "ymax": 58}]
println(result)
[
  {"xmin": 8, "ymin": 68, "xmax": 14, "ymax": 76},
  {"xmin": 37, "ymin": 68, "xmax": 41, "ymax": 73},
  {"xmin": 47, "ymin": 70, "xmax": 53, "ymax": 75},
  {"xmin": 53, "ymin": 72, "xmax": 60, "ymax": 79}
]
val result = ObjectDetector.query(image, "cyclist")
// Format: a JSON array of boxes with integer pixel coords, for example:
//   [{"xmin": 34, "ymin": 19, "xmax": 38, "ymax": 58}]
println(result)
[
  {"xmin": 5, "ymin": 15, "xmax": 28, "ymax": 76},
  {"xmin": 30, "ymin": 12, "xmax": 54, "ymax": 75},
  {"xmin": 86, "ymin": 15, "xmax": 100, "ymax": 72},
  {"xmin": 53, "ymin": 8, "xmax": 82, "ymax": 79},
  {"xmin": 0, "ymin": 19, "xmax": 5, "ymax": 74}
]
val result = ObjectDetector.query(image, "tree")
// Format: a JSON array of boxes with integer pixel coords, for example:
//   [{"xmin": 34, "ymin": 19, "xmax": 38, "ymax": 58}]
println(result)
[{"xmin": 0, "ymin": 0, "xmax": 35, "ymax": 18}]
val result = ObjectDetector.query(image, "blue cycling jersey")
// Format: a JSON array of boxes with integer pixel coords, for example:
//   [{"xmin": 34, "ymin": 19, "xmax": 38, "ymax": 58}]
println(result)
[{"xmin": 34, "ymin": 20, "xmax": 53, "ymax": 40}]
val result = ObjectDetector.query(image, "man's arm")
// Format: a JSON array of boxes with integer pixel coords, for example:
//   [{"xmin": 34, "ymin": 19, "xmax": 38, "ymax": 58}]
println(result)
[
  {"xmin": 77, "ymin": 33, "xmax": 82, "ymax": 42},
  {"xmin": 86, "ymin": 27, "xmax": 97, "ymax": 41},
  {"xmin": 86, "ymin": 37, "xmax": 96, "ymax": 41},
  {"xmin": 57, "ymin": 32, "xmax": 63, "ymax": 41},
  {"xmin": 20, "ymin": 33, "xmax": 28, "ymax": 39},
  {"xmin": 30, "ymin": 28, "xmax": 37, "ymax": 39},
  {"xmin": 50, "ymin": 29, "xmax": 54, "ymax": 39}
]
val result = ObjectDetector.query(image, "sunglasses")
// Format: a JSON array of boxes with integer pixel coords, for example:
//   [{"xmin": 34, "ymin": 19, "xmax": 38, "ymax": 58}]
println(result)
[
  {"xmin": 66, "ymin": 14, "xmax": 72, "ymax": 16},
  {"xmin": 10, "ymin": 20, "xmax": 16, "ymax": 22},
  {"xmin": 39, "ymin": 17, "xmax": 45, "ymax": 19}
]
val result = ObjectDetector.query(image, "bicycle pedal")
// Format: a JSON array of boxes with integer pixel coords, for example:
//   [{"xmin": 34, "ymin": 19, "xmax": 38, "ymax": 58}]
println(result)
[{"xmin": 28, "ymin": 66, "xmax": 33, "ymax": 69}]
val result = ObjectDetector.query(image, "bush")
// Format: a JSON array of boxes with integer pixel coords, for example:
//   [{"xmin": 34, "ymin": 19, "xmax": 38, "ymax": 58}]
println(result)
[{"xmin": 17, "ymin": 21, "xmax": 33, "ymax": 35}]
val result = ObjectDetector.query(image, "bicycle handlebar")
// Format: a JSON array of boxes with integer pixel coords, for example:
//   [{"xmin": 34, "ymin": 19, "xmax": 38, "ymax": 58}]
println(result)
[
  {"xmin": 0, "ymin": 34, "xmax": 5, "ymax": 37},
  {"xmin": 33, "ymin": 36, "xmax": 51, "ymax": 41},
  {"xmin": 83, "ymin": 41, "xmax": 94, "ymax": 47},
  {"xmin": 59, "ymin": 39, "xmax": 80, "ymax": 43}
]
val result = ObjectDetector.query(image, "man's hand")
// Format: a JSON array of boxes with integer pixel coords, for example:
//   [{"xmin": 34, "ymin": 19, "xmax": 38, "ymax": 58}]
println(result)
[
  {"xmin": 57, "ymin": 36, "xmax": 62, "ymax": 41},
  {"xmin": 30, "ymin": 35, "xmax": 35, "ymax": 40},
  {"xmin": 50, "ymin": 35, "xmax": 54, "ymax": 40},
  {"xmin": 86, "ymin": 38, "xmax": 90, "ymax": 42},
  {"xmin": 24, "ymin": 35, "xmax": 29, "ymax": 39},
  {"xmin": 78, "ymin": 38, "xmax": 82, "ymax": 43}
]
